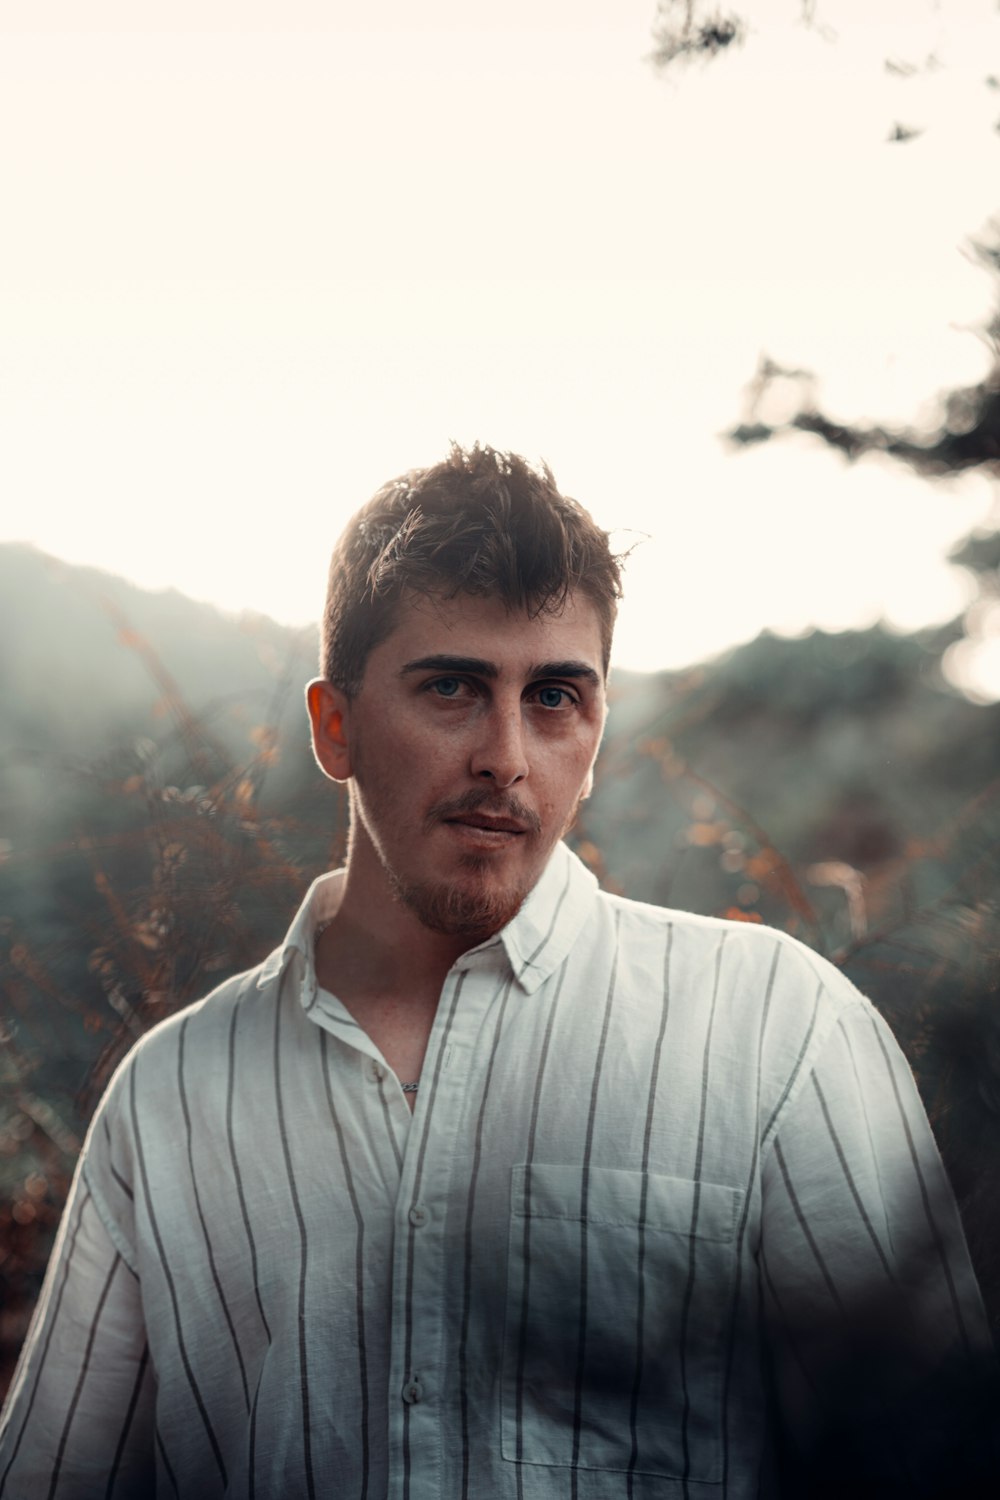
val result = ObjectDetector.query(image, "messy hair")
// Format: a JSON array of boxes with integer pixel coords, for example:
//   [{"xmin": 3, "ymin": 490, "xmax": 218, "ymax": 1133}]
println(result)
[{"xmin": 320, "ymin": 443, "xmax": 624, "ymax": 695}]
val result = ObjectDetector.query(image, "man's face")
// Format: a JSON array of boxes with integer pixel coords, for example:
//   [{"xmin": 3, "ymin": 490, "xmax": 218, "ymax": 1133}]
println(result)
[{"xmin": 311, "ymin": 590, "xmax": 607, "ymax": 940}]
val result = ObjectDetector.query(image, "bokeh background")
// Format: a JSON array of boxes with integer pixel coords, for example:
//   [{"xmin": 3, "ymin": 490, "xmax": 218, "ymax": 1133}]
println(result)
[{"xmin": 2, "ymin": 0, "xmax": 999, "ymax": 1391}]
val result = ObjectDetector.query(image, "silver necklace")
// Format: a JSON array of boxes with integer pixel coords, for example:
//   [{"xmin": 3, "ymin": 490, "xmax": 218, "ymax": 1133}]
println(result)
[{"xmin": 401, "ymin": 1081, "xmax": 419, "ymax": 1093}]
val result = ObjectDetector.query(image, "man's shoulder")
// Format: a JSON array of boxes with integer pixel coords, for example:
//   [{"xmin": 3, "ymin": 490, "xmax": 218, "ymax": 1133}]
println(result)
[
  {"xmin": 98, "ymin": 949, "xmax": 284, "ymax": 1101},
  {"xmin": 594, "ymin": 891, "xmax": 882, "ymax": 1131},
  {"xmin": 597, "ymin": 886, "xmax": 871, "ymax": 1023}
]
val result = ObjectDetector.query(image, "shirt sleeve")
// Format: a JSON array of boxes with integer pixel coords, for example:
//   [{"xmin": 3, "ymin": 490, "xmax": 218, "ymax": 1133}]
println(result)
[
  {"xmin": 759, "ymin": 997, "xmax": 998, "ymax": 1497},
  {"xmin": 0, "ymin": 1114, "xmax": 155, "ymax": 1498}
]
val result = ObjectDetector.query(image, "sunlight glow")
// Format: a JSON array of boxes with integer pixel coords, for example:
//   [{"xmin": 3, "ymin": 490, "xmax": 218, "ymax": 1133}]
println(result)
[{"xmin": 2, "ymin": 1, "xmax": 998, "ymax": 691}]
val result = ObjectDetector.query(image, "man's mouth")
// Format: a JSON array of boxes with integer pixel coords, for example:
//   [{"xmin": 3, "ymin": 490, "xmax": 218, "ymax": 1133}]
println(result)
[
  {"xmin": 427, "ymin": 791, "xmax": 542, "ymax": 838},
  {"xmin": 445, "ymin": 813, "xmax": 528, "ymax": 835}
]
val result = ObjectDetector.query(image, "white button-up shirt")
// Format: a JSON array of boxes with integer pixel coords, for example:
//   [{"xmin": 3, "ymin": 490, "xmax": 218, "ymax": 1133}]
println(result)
[{"xmin": 0, "ymin": 842, "xmax": 991, "ymax": 1498}]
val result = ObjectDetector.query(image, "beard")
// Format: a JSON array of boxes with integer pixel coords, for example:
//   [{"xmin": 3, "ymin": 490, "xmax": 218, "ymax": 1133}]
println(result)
[
  {"xmin": 385, "ymin": 858, "xmax": 530, "ymax": 939},
  {"xmin": 351, "ymin": 779, "xmax": 584, "ymax": 941},
  {"xmin": 377, "ymin": 786, "xmax": 546, "ymax": 940}
]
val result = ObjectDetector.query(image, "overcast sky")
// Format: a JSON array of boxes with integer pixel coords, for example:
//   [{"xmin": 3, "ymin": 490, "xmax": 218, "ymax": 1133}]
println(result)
[{"xmin": 3, "ymin": 0, "xmax": 999, "ymax": 690}]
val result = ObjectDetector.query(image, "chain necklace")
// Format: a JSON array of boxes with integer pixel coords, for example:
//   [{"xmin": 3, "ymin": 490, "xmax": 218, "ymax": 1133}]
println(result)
[{"xmin": 401, "ymin": 1081, "xmax": 419, "ymax": 1093}]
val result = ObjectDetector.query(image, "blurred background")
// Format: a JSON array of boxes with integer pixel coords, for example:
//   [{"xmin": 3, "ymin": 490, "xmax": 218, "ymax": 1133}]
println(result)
[{"xmin": 2, "ymin": 0, "xmax": 999, "ymax": 1389}]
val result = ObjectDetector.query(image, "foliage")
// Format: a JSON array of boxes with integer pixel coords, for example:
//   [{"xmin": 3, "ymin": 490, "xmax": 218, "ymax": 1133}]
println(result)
[
  {"xmin": 729, "ymin": 346, "xmax": 1000, "ymax": 480},
  {"xmin": 649, "ymin": 6, "xmax": 1000, "ymax": 491},
  {"xmin": 649, "ymin": 0, "xmax": 747, "ymax": 69}
]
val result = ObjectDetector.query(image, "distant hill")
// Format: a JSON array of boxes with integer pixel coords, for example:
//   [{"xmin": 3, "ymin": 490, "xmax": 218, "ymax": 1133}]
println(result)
[{"xmin": 0, "ymin": 541, "xmax": 317, "ymax": 760}]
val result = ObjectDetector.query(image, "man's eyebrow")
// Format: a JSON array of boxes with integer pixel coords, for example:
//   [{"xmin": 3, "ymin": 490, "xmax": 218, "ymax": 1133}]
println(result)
[
  {"xmin": 400, "ymin": 654, "xmax": 499, "ymax": 679},
  {"xmin": 531, "ymin": 660, "xmax": 602, "ymax": 687},
  {"xmin": 398, "ymin": 655, "xmax": 601, "ymax": 687}
]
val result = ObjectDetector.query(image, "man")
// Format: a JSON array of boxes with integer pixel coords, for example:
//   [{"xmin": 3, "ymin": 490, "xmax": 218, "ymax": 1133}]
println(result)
[{"xmin": 0, "ymin": 444, "xmax": 993, "ymax": 1498}]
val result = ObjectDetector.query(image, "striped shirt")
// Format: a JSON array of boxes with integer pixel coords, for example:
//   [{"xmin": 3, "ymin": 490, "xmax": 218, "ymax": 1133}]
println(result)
[{"xmin": 0, "ymin": 840, "xmax": 991, "ymax": 1499}]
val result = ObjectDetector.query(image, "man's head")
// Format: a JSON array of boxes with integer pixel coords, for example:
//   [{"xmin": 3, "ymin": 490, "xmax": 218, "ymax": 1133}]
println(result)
[
  {"xmin": 319, "ymin": 443, "xmax": 622, "ymax": 698},
  {"xmin": 309, "ymin": 444, "xmax": 623, "ymax": 942}
]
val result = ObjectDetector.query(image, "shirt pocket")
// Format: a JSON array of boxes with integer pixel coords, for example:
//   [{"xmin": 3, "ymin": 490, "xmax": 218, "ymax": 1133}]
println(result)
[{"xmin": 500, "ymin": 1163, "xmax": 743, "ymax": 1484}]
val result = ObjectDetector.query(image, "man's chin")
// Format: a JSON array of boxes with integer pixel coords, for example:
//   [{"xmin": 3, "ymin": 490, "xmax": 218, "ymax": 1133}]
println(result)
[{"xmin": 389, "ymin": 867, "xmax": 527, "ymax": 940}]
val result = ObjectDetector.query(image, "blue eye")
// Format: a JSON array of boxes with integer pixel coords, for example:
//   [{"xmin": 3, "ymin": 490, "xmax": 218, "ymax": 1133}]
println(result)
[
  {"xmin": 537, "ymin": 686, "xmax": 570, "ymax": 709},
  {"xmin": 431, "ymin": 677, "xmax": 462, "ymax": 697}
]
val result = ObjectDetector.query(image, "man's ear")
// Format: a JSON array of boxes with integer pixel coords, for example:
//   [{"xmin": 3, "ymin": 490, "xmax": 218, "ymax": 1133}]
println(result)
[{"xmin": 306, "ymin": 678, "xmax": 353, "ymax": 783}]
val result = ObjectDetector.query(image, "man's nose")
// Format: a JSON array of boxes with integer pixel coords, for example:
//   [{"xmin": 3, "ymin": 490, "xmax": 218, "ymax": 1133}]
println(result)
[{"xmin": 469, "ymin": 706, "xmax": 529, "ymax": 788}]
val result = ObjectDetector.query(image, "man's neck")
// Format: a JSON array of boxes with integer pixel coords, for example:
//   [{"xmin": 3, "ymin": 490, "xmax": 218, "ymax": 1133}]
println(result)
[{"xmin": 315, "ymin": 836, "xmax": 491, "ymax": 1009}]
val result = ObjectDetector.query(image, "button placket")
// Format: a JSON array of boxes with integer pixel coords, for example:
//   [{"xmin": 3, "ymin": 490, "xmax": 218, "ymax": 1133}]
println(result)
[{"xmin": 387, "ymin": 968, "xmax": 478, "ymax": 1488}]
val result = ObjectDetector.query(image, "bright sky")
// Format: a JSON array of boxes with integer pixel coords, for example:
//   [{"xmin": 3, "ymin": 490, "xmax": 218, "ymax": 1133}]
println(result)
[{"xmin": 3, "ymin": 0, "xmax": 999, "ymax": 691}]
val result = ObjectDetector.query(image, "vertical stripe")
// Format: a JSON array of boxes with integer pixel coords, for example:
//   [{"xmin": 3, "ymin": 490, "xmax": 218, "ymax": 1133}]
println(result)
[
  {"xmin": 810, "ymin": 1070, "xmax": 896, "ymax": 1283},
  {"xmin": 105, "ymin": 1344, "xmax": 150, "ymax": 1500},
  {"xmin": 771, "ymin": 1141, "xmax": 913, "ymax": 1492},
  {"xmin": 841, "ymin": 1019, "xmax": 890, "ymax": 1219},
  {"xmin": 248, "ymin": 1374, "xmax": 263, "ymax": 1500},
  {"xmin": 401, "ymin": 972, "xmax": 467, "ymax": 1500},
  {"xmin": 227, "ymin": 1005, "xmax": 272, "ymax": 1344},
  {"xmin": 569, "ymin": 909, "xmax": 621, "ymax": 1498},
  {"xmin": 868, "ymin": 1012, "xmax": 972, "ymax": 1352},
  {"xmin": 179, "ymin": 1016, "xmax": 250, "ymax": 1411},
  {"xmin": 321, "ymin": 1032, "xmax": 371, "ymax": 1500},
  {"xmin": 47, "ymin": 1254, "xmax": 122, "ymax": 1499},
  {"xmin": 104, "ymin": 1114, "xmax": 134, "ymax": 1202},
  {"xmin": 0, "ymin": 1189, "xmax": 90, "ymax": 1497},
  {"xmin": 107, "ymin": 1159, "xmax": 134, "ymax": 1203},
  {"xmin": 228, "ymin": 1003, "xmax": 269, "ymax": 1497},
  {"xmin": 679, "ymin": 930, "xmax": 726, "ymax": 1495},
  {"xmin": 513, "ymin": 961, "xmax": 571, "ymax": 1500},
  {"xmin": 517, "ymin": 859, "xmax": 573, "ymax": 980},
  {"xmin": 459, "ymin": 977, "xmax": 515, "ymax": 1500},
  {"xmin": 772, "ymin": 1139, "xmax": 845, "ymax": 1314},
  {"xmin": 626, "ymin": 921, "xmax": 674, "ymax": 1494},
  {"xmin": 273, "ymin": 990, "xmax": 315, "ymax": 1500},
  {"xmin": 721, "ymin": 940, "xmax": 782, "ymax": 1494},
  {"xmin": 761, "ymin": 979, "xmax": 823, "ymax": 1146},
  {"xmin": 758, "ymin": 1247, "xmax": 819, "ymax": 1395},
  {"xmin": 129, "ymin": 1062, "xmax": 228, "ymax": 1487},
  {"xmin": 377, "ymin": 1071, "xmax": 404, "ymax": 1175},
  {"xmin": 753, "ymin": 1252, "xmax": 768, "ymax": 1500},
  {"xmin": 155, "ymin": 1427, "xmax": 180, "ymax": 1498}
]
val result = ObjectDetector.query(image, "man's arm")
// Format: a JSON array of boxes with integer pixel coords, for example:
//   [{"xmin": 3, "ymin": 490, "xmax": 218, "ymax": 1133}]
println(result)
[
  {"xmin": 0, "ymin": 1149, "xmax": 154, "ymax": 1497},
  {"xmin": 759, "ymin": 999, "xmax": 997, "ymax": 1498}
]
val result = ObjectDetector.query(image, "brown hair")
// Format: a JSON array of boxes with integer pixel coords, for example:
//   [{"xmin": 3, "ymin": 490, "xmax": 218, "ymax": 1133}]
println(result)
[{"xmin": 321, "ymin": 443, "xmax": 624, "ymax": 695}]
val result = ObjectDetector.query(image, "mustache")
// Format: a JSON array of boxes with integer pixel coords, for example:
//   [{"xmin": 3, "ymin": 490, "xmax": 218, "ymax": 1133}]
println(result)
[{"xmin": 425, "ymin": 788, "xmax": 542, "ymax": 836}]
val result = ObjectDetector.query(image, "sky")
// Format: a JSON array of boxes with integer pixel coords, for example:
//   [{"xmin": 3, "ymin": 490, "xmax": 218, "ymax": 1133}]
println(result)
[{"xmin": 2, "ymin": 0, "xmax": 999, "ymax": 691}]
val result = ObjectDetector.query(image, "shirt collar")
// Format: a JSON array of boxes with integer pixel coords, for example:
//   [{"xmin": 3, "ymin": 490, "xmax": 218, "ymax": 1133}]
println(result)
[
  {"xmin": 255, "ymin": 867, "xmax": 346, "ymax": 991},
  {"xmin": 255, "ymin": 839, "xmax": 599, "ymax": 998},
  {"xmin": 459, "ymin": 839, "xmax": 599, "ymax": 993}
]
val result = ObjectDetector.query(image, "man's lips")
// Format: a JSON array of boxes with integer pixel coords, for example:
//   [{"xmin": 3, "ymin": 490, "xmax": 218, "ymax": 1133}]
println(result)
[
  {"xmin": 444, "ymin": 813, "xmax": 527, "ymax": 834},
  {"xmin": 426, "ymin": 791, "xmax": 542, "ymax": 837}
]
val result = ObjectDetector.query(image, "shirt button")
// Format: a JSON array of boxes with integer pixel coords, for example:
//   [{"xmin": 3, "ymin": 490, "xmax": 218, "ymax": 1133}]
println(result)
[
  {"xmin": 369, "ymin": 1061, "xmax": 385, "ymax": 1082},
  {"xmin": 408, "ymin": 1203, "xmax": 429, "ymax": 1227},
  {"xmin": 402, "ymin": 1375, "xmax": 423, "ymax": 1405}
]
